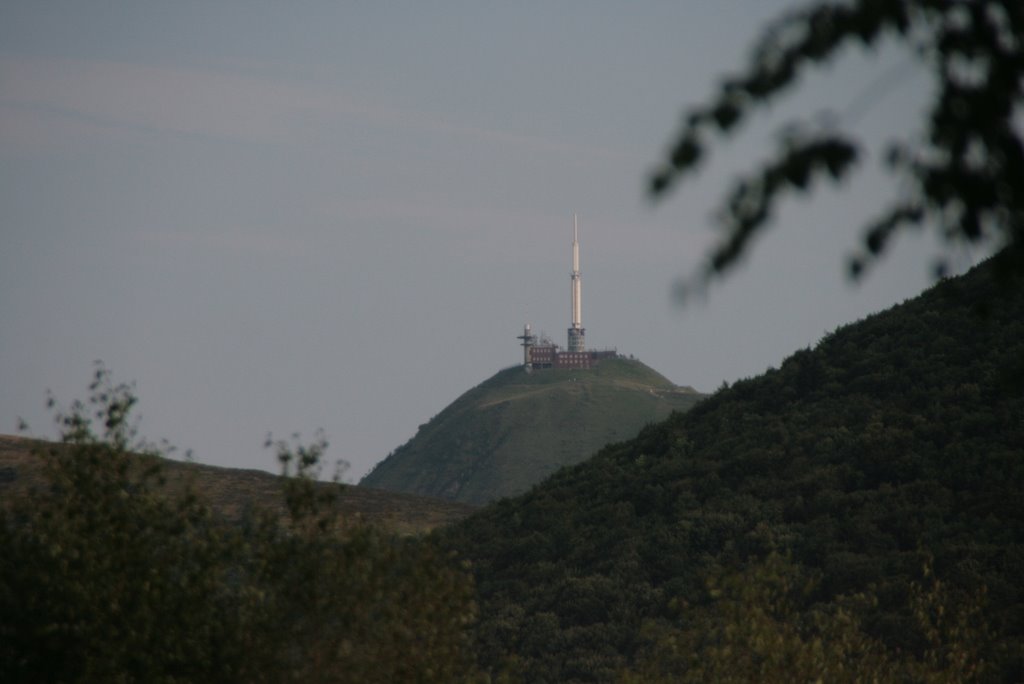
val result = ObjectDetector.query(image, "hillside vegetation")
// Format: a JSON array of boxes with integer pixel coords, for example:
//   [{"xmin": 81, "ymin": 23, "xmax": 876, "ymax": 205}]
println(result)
[
  {"xmin": 362, "ymin": 358, "xmax": 702, "ymax": 505},
  {"xmin": 443, "ymin": 259, "xmax": 1024, "ymax": 682}
]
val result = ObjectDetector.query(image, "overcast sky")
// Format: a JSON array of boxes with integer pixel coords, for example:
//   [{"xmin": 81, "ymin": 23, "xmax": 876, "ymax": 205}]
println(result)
[{"xmin": 0, "ymin": 2, "xmax": 986, "ymax": 480}]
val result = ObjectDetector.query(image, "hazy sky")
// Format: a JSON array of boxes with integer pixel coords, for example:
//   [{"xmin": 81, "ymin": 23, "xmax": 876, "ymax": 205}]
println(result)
[{"xmin": 1, "ymin": 2, "xmax": 985, "ymax": 480}]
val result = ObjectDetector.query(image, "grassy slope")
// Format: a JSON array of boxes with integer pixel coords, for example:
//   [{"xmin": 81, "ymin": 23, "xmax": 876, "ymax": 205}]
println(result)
[
  {"xmin": 361, "ymin": 358, "xmax": 702, "ymax": 505},
  {"xmin": 0, "ymin": 435, "xmax": 475, "ymax": 535},
  {"xmin": 444, "ymin": 260, "xmax": 1024, "ymax": 682}
]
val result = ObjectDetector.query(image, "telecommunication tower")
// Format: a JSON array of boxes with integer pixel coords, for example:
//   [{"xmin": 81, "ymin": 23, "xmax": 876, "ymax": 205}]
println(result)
[{"xmin": 567, "ymin": 214, "xmax": 585, "ymax": 352}]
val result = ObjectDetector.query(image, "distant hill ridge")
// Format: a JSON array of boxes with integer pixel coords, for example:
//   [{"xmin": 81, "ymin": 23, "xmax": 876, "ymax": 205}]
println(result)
[
  {"xmin": 361, "ymin": 358, "xmax": 702, "ymax": 505},
  {"xmin": 0, "ymin": 435, "xmax": 475, "ymax": 535}
]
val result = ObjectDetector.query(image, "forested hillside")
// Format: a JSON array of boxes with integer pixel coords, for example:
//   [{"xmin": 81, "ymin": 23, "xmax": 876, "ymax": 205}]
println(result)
[
  {"xmin": 362, "ymin": 359, "xmax": 701, "ymax": 505},
  {"xmin": 444, "ymin": 259, "xmax": 1024, "ymax": 682}
]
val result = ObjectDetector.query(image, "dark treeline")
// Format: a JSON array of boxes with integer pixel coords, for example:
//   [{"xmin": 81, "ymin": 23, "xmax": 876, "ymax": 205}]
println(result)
[{"xmin": 443, "ymin": 258, "xmax": 1024, "ymax": 682}]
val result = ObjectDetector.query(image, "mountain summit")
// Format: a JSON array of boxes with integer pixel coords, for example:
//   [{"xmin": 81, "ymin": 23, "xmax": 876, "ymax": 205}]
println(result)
[{"xmin": 361, "ymin": 358, "xmax": 702, "ymax": 505}]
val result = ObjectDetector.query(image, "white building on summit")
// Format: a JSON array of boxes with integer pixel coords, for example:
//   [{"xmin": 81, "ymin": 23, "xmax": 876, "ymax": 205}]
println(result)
[{"xmin": 517, "ymin": 214, "xmax": 617, "ymax": 371}]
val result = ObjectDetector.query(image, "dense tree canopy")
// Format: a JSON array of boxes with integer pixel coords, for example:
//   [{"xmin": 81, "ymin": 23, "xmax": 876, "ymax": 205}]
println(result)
[
  {"xmin": 0, "ymin": 366, "xmax": 481, "ymax": 683},
  {"xmin": 620, "ymin": 553, "xmax": 991, "ymax": 684},
  {"xmin": 651, "ymin": 0, "xmax": 1024, "ymax": 292}
]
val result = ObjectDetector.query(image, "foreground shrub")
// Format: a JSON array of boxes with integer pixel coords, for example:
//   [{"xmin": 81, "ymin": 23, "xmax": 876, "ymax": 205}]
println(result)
[{"xmin": 0, "ymin": 365, "xmax": 479, "ymax": 683}]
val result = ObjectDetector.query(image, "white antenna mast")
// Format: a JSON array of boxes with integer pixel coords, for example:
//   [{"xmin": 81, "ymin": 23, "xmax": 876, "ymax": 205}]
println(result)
[{"xmin": 568, "ymin": 213, "xmax": 585, "ymax": 351}]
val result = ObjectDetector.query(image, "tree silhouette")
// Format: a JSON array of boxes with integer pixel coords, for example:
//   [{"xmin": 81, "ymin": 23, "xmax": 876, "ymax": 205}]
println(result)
[{"xmin": 651, "ymin": 0, "xmax": 1023, "ymax": 294}]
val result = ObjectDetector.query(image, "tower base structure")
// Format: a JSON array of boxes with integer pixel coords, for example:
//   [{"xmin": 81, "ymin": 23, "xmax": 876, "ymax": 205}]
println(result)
[
  {"xmin": 518, "ymin": 323, "xmax": 537, "ymax": 372},
  {"xmin": 567, "ymin": 327, "xmax": 585, "ymax": 352}
]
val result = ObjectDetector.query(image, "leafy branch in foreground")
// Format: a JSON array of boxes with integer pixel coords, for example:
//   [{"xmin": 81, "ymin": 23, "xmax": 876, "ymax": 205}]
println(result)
[
  {"xmin": 651, "ymin": 0, "xmax": 1024, "ymax": 296},
  {"xmin": 0, "ymin": 364, "xmax": 480, "ymax": 683}
]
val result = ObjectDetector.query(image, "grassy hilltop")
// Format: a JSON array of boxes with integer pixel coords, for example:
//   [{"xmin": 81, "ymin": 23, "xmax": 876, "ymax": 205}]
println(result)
[{"xmin": 361, "ymin": 358, "xmax": 702, "ymax": 505}]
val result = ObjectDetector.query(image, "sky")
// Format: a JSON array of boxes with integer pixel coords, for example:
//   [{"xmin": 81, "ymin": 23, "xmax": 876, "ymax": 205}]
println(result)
[{"xmin": 0, "ymin": 2, "xmax": 987, "ymax": 481}]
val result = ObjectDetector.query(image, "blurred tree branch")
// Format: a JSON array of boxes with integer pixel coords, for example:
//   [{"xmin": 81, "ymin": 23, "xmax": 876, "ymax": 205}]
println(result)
[{"xmin": 651, "ymin": 0, "xmax": 1024, "ymax": 298}]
